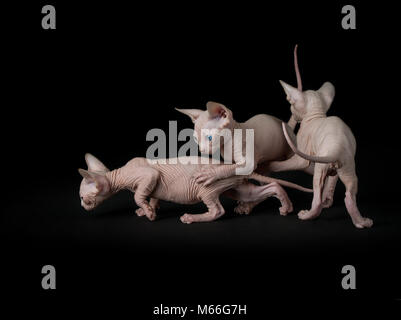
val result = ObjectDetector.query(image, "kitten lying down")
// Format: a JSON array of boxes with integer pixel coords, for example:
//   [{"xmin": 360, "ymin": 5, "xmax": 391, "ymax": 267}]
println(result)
[{"xmin": 79, "ymin": 154, "xmax": 312, "ymax": 223}]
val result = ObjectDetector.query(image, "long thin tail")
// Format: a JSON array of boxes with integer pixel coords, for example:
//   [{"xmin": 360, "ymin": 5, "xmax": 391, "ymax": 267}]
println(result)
[
  {"xmin": 282, "ymin": 122, "xmax": 339, "ymax": 165},
  {"xmin": 249, "ymin": 172, "xmax": 313, "ymax": 193},
  {"xmin": 294, "ymin": 44, "xmax": 302, "ymax": 91},
  {"xmin": 287, "ymin": 44, "xmax": 302, "ymax": 130}
]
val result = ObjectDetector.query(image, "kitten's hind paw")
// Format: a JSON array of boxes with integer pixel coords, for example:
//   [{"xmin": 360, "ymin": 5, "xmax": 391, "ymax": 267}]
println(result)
[
  {"xmin": 234, "ymin": 202, "xmax": 254, "ymax": 215},
  {"xmin": 180, "ymin": 213, "xmax": 194, "ymax": 224},
  {"xmin": 354, "ymin": 217, "xmax": 373, "ymax": 229}
]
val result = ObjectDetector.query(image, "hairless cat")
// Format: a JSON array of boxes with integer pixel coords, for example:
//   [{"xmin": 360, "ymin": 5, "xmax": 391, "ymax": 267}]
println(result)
[
  {"xmin": 268, "ymin": 46, "xmax": 373, "ymax": 229},
  {"xmin": 175, "ymin": 47, "xmax": 303, "ymax": 214},
  {"xmin": 79, "ymin": 154, "xmax": 312, "ymax": 224}
]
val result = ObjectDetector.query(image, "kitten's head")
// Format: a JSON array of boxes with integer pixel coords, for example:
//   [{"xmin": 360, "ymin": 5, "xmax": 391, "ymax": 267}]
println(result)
[
  {"xmin": 78, "ymin": 153, "xmax": 111, "ymax": 211},
  {"xmin": 176, "ymin": 101, "xmax": 234, "ymax": 154},
  {"xmin": 279, "ymin": 80, "xmax": 335, "ymax": 121}
]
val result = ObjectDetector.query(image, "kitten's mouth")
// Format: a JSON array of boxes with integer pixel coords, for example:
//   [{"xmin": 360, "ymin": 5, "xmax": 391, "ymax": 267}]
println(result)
[{"xmin": 82, "ymin": 204, "xmax": 95, "ymax": 211}]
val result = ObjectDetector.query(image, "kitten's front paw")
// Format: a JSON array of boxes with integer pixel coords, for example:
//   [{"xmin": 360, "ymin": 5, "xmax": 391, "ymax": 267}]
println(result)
[{"xmin": 298, "ymin": 209, "xmax": 319, "ymax": 220}]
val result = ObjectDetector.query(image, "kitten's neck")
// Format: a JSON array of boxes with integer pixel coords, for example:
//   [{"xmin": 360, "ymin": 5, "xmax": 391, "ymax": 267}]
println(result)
[
  {"xmin": 301, "ymin": 112, "xmax": 326, "ymax": 127},
  {"xmin": 105, "ymin": 168, "xmax": 129, "ymax": 194}
]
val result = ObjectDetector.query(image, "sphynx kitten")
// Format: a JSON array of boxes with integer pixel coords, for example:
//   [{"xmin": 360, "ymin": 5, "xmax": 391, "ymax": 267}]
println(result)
[
  {"xmin": 175, "ymin": 48, "xmax": 302, "ymax": 214},
  {"xmin": 268, "ymin": 46, "xmax": 373, "ymax": 229},
  {"xmin": 79, "ymin": 154, "xmax": 312, "ymax": 224}
]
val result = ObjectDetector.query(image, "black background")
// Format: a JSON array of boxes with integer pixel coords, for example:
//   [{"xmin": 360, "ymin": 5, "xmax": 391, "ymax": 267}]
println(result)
[{"xmin": 1, "ymin": 1, "xmax": 400, "ymax": 317}]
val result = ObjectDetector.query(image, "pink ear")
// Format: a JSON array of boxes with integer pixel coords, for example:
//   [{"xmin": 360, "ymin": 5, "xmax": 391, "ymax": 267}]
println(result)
[
  {"xmin": 175, "ymin": 108, "xmax": 203, "ymax": 123},
  {"xmin": 78, "ymin": 168, "xmax": 94, "ymax": 181},
  {"xmin": 279, "ymin": 80, "xmax": 303, "ymax": 105},
  {"xmin": 85, "ymin": 153, "xmax": 109, "ymax": 172},
  {"xmin": 78, "ymin": 169, "xmax": 110, "ymax": 193},
  {"xmin": 206, "ymin": 101, "xmax": 232, "ymax": 119},
  {"xmin": 318, "ymin": 82, "xmax": 335, "ymax": 109}
]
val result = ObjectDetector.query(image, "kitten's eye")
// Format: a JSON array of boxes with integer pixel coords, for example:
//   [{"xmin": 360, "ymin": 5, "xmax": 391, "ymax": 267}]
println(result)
[
  {"xmin": 80, "ymin": 196, "xmax": 83, "ymax": 200},
  {"xmin": 207, "ymin": 135, "xmax": 212, "ymax": 141}
]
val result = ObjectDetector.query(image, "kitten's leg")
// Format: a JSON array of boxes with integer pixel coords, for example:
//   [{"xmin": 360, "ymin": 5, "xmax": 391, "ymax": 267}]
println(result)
[
  {"xmin": 338, "ymin": 167, "xmax": 373, "ymax": 228},
  {"xmin": 180, "ymin": 197, "xmax": 225, "ymax": 224},
  {"xmin": 193, "ymin": 164, "xmax": 236, "ymax": 186},
  {"xmin": 268, "ymin": 155, "xmax": 309, "ymax": 173},
  {"xmin": 134, "ymin": 192, "xmax": 156, "ymax": 221},
  {"xmin": 193, "ymin": 161, "xmax": 255, "ymax": 187},
  {"xmin": 133, "ymin": 169, "xmax": 160, "ymax": 221},
  {"xmin": 298, "ymin": 163, "xmax": 328, "ymax": 220},
  {"xmin": 149, "ymin": 198, "xmax": 160, "ymax": 210},
  {"xmin": 303, "ymin": 163, "xmax": 315, "ymax": 175},
  {"xmin": 232, "ymin": 161, "xmax": 272, "ymax": 214},
  {"xmin": 135, "ymin": 198, "xmax": 160, "ymax": 217},
  {"xmin": 253, "ymin": 161, "xmax": 271, "ymax": 184},
  {"xmin": 321, "ymin": 175, "xmax": 338, "ymax": 208},
  {"xmin": 226, "ymin": 182, "xmax": 293, "ymax": 215}
]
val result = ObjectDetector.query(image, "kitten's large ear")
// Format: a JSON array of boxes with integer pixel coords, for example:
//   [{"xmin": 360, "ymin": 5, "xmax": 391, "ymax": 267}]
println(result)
[
  {"xmin": 317, "ymin": 82, "xmax": 335, "ymax": 111},
  {"xmin": 206, "ymin": 101, "xmax": 232, "ymax": 118},
  {"xmin": 175, "ymin": 108, "xmax": 203, "ymax": 123},
  {"xmin": 206, "ymin": 101, "xmax": 233, "ymax": 128},
  {"xmin": 85, "ymin": 153, "xmax": 109, "ymax": 172},
  {"xmin": 78, "ymin": 169, "xmax": 110, "ymax": 193},
  {"xmin": 279, "ymin": 80, "xmax": 304, "ymax": 106}
]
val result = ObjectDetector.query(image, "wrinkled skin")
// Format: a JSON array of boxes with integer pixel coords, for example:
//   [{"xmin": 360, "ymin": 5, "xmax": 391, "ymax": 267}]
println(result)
[{"xmin": 78, "ymin": 154, "xmax": 308, "ymax": 224}]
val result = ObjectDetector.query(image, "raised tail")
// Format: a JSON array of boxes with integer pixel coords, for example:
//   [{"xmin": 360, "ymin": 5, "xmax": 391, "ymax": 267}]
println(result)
[
  {"xmin": 294, "ymin": 44, "xmax": 302, "ymax": 91},
  {"xmin": 287, "ymin": 45, "xmax": 303, "ymax": 130},
  {"xmin": 249, "ymin": 172, "xmax": 313, "ymax": 193},
  {"xmin": 282, "ymin": 122, "xmax": 340, "ymax": 166}
]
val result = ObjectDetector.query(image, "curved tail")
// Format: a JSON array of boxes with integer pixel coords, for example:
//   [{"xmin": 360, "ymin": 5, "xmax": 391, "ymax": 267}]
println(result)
[
  {"xmin": 249, "ymin": 172, "xmax": 313, "ymax": 193},
  {"xmin": 282, "ymin": 122, "xmax": 340, "ymax": 165}
]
